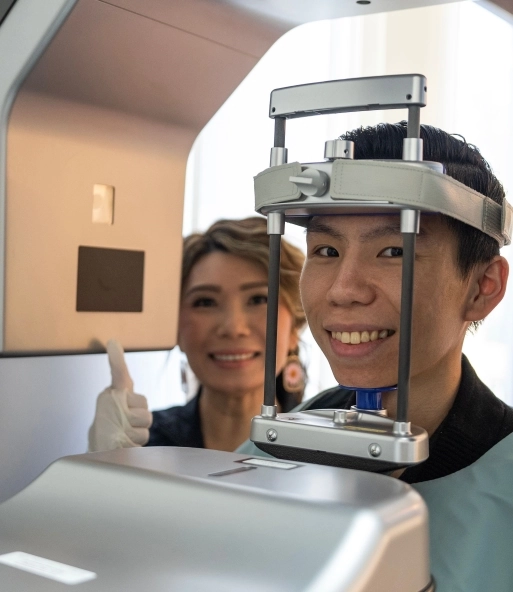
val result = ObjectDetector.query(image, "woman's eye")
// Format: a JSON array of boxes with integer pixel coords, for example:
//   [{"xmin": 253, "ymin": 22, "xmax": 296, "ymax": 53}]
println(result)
[
  {"xmin": 249, "ymin": 294, "xmax": 268, "ymax": 305},
  {"xmin": 192, "ymin": 297, "xmax": 216, "ymax": 308},
  {"xmin": 379, "ymin": 247, "xmax": 403, "ymax": 258},
  {"xmin": 316, "ymin": 246, "xmax": 339, "ymax": 257}
]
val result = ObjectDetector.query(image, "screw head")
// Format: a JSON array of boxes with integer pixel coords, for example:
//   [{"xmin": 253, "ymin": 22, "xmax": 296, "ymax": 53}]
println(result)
[
  {"xmin": 368, "ymin": 443, "xmax": 381, "ymax": 457},
  {"xmin": 266, "ymin": 429, "xmax": 278, "ymax": 442}
]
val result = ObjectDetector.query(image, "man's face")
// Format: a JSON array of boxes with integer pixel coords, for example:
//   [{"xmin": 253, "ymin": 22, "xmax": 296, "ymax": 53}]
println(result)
[{"xmin": 300, "ymin": 214, "xmax": 472, "ymax": 389}]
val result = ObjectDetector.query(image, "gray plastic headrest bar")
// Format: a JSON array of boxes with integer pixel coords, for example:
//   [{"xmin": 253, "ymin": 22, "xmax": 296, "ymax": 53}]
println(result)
[{"xmin": 254, "ymin": 160, "xmax": 512, "ymax": 247}]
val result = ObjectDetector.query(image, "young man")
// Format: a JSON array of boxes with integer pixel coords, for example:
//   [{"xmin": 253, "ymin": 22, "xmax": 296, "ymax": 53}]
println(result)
[
  {"xmin": 291, "ymin": 122, "xmax": 513, "ymax": 591},
  {"xmin": 299, "ymin": 121, "xmax": 513, "ymax": 484},
  {"xmin": 241, "ymin": 121, "xmax": 513, "ymax": 590}
]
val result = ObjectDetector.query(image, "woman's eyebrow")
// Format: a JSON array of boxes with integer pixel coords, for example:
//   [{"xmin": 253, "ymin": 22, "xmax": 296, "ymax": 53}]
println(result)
[
  {"xmin": 185, "ymin": 281, "xmax": 268, "ymax": 296},
  {"xmin": 240, "ymin": 281, "xmax": 268, "ymax": 291},
  {"xmin": 184, "ymin": 284, "xmax": 221, "ymax": 296}
]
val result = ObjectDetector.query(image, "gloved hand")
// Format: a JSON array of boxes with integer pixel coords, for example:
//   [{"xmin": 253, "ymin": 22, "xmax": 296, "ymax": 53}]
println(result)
[{"xmin": 88, "ymin": 339, "xmax": 153, "ymax": 452}]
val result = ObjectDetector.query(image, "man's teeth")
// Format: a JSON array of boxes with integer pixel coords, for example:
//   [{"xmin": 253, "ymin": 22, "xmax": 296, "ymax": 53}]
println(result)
[
  {"xmin": 331, "ymin": 330, "xmax": 393, "ymax": 345},
  {"xmin": 213, "ymin": 353, "xmax": 255, "ymax": 361}
]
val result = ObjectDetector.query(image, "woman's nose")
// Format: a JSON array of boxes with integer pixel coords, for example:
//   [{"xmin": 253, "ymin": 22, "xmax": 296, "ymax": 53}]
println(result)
[
  {"xmin": 326, "ymin": 259, "xmax": 376, "ymax": 307},
  {"xmin": 216, "ymin": 306, "xmax": 251, "ymax": 337}
]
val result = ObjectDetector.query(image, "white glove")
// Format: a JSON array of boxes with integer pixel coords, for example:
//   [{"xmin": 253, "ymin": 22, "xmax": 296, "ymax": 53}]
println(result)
[{"xmin": 88, "ymin": 339, "xmax": 153, "ymax": 452}]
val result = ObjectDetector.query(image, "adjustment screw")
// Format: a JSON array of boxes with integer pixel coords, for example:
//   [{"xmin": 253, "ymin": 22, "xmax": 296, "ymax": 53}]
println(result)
[
  {"xmin": 266, "ymin": 429, "xmax": 278, "ymax": 442},
  {"xmin": 368, "ymin": 443, "xmax": 381, "ymax": 457},
  {"xmin": 324, "ymin": 139, "xmax": 354, "ymax": 160}
]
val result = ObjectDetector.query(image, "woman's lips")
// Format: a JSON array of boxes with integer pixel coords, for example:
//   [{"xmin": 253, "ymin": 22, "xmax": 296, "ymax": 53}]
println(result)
[
  {"xmin": 208, "ymin": 351, "xmax": 260, "ymax": 368},
  {"xmin": 210, "ymin": 352, "xmax": 257, "ymax": 362}
]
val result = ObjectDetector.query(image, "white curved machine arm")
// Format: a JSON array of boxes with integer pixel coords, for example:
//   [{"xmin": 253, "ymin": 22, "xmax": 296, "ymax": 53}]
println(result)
[
  {"xmin": 1, "ymin": 2, "xmax": 509, "ymax": 592},
  {"xmin": 0, "ymin": 0, "xmax": 485, "ymax": 355}
]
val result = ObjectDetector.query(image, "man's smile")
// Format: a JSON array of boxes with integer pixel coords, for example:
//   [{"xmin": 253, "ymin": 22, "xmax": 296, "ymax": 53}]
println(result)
[
  {"xmin": 324, "ymin": 325, "xmax": 397, "ymax": 361},
  {"xmin": 330, "ymin": 329, "xmax": 395, "ymax": 345}
]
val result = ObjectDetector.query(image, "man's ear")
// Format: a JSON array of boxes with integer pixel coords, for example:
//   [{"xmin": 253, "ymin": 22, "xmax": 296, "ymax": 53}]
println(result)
[{"xmin": 464, "ymin": 255, "xmax": 509, "ymax": 322}]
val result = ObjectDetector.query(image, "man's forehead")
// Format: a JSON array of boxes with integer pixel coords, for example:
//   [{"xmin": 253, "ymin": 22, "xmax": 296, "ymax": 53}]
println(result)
[
  {"xmin": 305, "ymin": 214, "xmax": 438, "ymax": 241},
  {"xmin": 307, "ymin": 215, "xmax": 402, "ymax": 240}
]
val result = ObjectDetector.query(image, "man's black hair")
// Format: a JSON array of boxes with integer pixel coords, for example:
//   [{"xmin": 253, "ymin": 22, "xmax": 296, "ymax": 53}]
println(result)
[{"xmin": 340, "ymin": 121, "xmax": 505, "ymax": 278}]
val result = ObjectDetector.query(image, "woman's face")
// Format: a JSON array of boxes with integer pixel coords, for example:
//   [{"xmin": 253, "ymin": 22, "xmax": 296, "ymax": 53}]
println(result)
[{"xmin": 178, "ymin": 252, "xmax": 297, "ymax": 397}]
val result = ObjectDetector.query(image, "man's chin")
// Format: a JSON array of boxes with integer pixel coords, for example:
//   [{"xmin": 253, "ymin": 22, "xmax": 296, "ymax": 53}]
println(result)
[{"xmin": 330, "ymin": 365, "xmax": 398, "ymax": 390}]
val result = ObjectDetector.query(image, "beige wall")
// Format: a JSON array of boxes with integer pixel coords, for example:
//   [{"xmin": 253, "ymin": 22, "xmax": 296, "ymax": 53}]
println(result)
[{"xmin": 6, "ymin": 92, "xmax": 194, "ymax": 352}]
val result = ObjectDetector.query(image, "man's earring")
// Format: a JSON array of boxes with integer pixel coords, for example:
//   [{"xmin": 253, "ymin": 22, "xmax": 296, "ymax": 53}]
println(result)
[{"xmin": 283, "ymin": 350, "xmax": 306, "ymax": 394}]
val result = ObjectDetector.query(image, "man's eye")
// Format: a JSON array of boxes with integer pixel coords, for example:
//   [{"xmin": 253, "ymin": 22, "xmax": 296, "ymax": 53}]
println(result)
[
  {"xmin": 249, "ymin": 294, "xmax": 268, "ymax": 305},
  {"xmin": 316, "ymin": 246, "xmax": 339, "ymax": 257},
  {"xmin": 379, "ymin": 247, "xmax": 403, "ymax": 258},
  {"xmin": 192, "ymin": 297, "xmax": 216, "ymax": 307}
]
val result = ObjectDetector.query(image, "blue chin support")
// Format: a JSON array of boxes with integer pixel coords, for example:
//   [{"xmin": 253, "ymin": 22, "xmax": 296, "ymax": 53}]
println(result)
[{"xmin": 340, "ymin": 385, "xmax": 398, "ymax": 412}]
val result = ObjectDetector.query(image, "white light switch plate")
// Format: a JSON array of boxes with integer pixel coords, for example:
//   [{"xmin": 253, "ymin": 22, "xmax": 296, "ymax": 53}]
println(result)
[{"xmin": 92, "ymin": 184, "xmax": 114, "ymax": 224}]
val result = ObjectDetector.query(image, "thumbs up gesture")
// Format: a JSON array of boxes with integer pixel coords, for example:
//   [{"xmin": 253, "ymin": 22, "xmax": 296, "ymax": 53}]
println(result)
[{"xmin": 88, "ymin": 340, "xmax": 153, "ymax": 452}]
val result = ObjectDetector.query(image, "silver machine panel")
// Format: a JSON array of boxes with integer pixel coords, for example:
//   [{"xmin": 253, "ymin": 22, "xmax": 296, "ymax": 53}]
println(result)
[{"xmin": 0, "ymin": 447, "xmax": 433, "ymax": 591}]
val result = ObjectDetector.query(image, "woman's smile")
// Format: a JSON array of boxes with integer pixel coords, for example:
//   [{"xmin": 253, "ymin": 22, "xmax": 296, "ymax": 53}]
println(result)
[{"xmin": 209, "ymin": 350, "xmax": 261, "ymax": 368}]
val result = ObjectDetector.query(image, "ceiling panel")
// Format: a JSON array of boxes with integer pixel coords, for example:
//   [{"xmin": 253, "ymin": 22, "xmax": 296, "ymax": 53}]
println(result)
[{"xmin": 22, "ymin": 0, "xmax": 260, "ymax": 128}]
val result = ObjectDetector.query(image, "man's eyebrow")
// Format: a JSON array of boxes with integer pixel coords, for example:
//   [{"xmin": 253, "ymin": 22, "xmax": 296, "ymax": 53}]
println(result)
[
  {"xmin": 307, "ymin": 217, "xmax": 425, "ymax": 241},
  {"xmin": 359, "ymin": 223, "xmax": 402, "ymax": 242},
  {"xmin": 360, "ymin": 222, "xmax": 427, "ymax": 241},
  {"xmin": 306, "ymin": 219, "xmax": 345, "ymax": 240}
]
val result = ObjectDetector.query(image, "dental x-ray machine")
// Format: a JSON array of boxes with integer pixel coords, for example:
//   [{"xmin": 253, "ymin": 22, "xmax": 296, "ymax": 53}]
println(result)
[
  {"xmin": 1, "ymin": 1, "xmax": 512, "ymax": 589},
  {"xmin": 4, "ymin": 72, "xmax": 499, "ymax": 592}
]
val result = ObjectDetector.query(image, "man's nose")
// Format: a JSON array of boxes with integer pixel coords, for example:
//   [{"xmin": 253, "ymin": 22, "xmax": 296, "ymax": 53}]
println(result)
[
  {"xmin": 326, "ymin": 259, "xmax": 376, "ymax": 307},
  {"xmin": 217, "ymin": 305, "xmax": 251, "ymax": 337}
]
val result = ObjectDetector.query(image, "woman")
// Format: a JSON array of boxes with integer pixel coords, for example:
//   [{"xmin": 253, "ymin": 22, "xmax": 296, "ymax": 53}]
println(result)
[{"xmin": 88, "ymin": 217, "xmax": 306, "ymax": 452}]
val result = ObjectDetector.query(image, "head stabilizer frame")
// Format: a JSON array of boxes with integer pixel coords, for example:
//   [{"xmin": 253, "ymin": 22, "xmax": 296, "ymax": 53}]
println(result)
[{"xmin": 251, "ymin": 74, "xmax": 511, "ymax": 473}]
